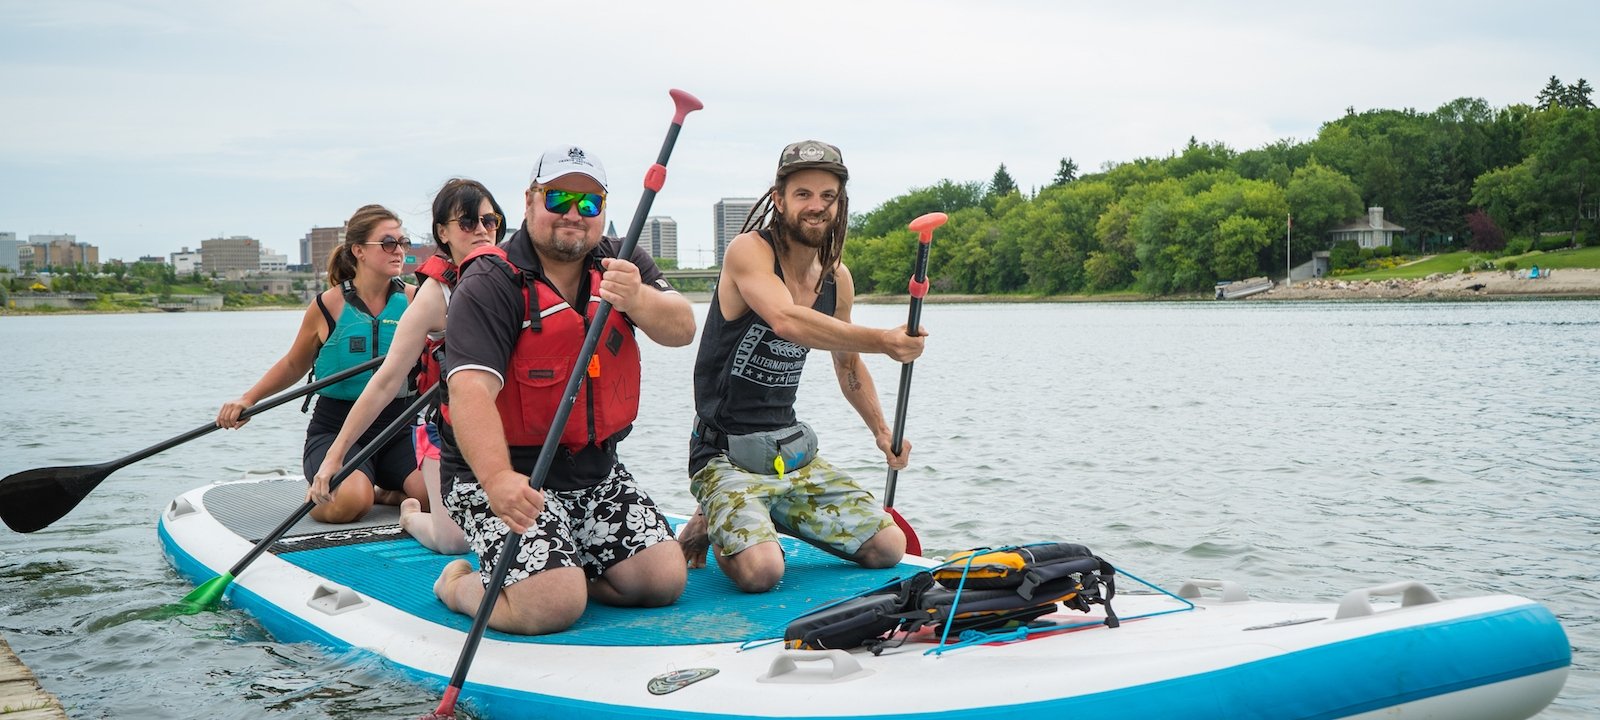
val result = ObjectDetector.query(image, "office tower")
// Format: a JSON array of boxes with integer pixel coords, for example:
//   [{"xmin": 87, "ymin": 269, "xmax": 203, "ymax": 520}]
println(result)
[
  {"xmin": 643, "ymin": 216, "xmax": 678, "ymax": 264},
  {"xmin": 201, "ymin": 236, "xmax": 261, "ymax": 274},
  {"xmin": 305, "ymin": 226, "xmax": 345, "ymax": 276},
  {"xmin": 713, "ymin": 198, "xmax": 757, "ymax": 267}
]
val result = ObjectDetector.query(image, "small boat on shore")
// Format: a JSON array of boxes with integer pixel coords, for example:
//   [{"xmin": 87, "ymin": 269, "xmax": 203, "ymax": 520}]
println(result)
[
  {"xmin": 158, "ymin": 478, "xmax": 1570, "ymax": 719},
  {"xmin": 1215, "ymin": 277, "xmax": 1275, "ymax": 299}
]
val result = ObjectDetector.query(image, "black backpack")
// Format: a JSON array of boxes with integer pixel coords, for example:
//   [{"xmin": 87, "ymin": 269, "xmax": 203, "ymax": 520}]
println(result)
[{"xmin": 783, "ymin": 542, "xmax": 1119, "ymax": 653}]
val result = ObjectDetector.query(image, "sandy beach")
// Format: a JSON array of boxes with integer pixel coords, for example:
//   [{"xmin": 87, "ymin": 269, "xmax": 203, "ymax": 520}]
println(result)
[{"xmin": 1255, "ymin": 268, "xmax": 1600, "ymax": 301}]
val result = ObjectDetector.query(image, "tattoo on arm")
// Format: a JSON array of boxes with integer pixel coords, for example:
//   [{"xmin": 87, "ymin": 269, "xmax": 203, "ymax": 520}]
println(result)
[{"xmin": 846, "ymin": 370, "xmax": 862, "ymax": 392}]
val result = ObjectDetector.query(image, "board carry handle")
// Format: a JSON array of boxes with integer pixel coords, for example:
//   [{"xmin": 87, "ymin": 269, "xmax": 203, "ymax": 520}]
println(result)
[
  {"xmin": 757, "ymin": 650, "xmax": 871, "ymax": 684},
  {"xmin": 1177, "ymin": 578, "xmax": 1251, "ymax": 603},
  {"xmin": 1335, "ymin": 580, "xmax": 1441, "ymax": 619}
]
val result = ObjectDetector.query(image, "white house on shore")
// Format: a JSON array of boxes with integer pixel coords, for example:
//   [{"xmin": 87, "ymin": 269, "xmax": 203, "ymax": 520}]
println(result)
[{"xmin": 1329, "ymin": 207, "xmax": 1405, "ymax": 249}]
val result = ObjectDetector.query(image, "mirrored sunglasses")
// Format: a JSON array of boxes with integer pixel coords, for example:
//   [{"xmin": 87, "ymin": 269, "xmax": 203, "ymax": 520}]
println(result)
[
  {"xmin": 364, "ymin": 235, "xmax": 412, "ymax": 252},
  {"xmin": 450, "ymin": 213, "xmax": 502, "ymax": 233},
  {"xmin": 542, "ymin": 188, "xmax": 604, "ymax": 218}
]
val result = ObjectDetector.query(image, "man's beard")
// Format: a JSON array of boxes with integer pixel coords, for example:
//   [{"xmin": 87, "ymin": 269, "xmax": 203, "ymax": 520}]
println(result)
[
  {"xmin": 778, "ymin": 211, "xmax": 830, "ymax": 249},
  {"xmin": 535, "ymin": 223, "xmax": 594, "ymax": 262}
]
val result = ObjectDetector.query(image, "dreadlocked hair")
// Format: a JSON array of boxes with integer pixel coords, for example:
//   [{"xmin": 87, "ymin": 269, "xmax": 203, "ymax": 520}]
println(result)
[{"xmin": 740, "ymin": 178, "xmax": 849, "ymax": 294}]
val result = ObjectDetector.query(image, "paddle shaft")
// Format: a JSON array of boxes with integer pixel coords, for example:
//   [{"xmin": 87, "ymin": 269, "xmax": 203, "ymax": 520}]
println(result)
[
  {"xmin": 122, "ymin": 355, "xmax": 388, "ymax": 472},
  {"xmin": 0, "ymin": 354, "xmax": 387, "ymax": 534},
  {"xmin": 883, "ymin": 233, "xmax": 934, "ymax": 508},
  {"xmin": 434, "ymin": 89, "xmax": 702, "ymax": 718},
  {"xmin": 224, "ymin": 385, "xmax": 439, "ymax": 579}
]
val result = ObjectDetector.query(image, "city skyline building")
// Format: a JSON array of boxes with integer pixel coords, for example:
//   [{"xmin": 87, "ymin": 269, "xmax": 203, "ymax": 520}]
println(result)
[
  {"xmin": 712, "ymin": 198, "xmax": 757, "ymax": 267},
  {"xmin": 27, "ymin": 234, "xmax": 98, "ymax": 270},
  {"xmin": 404, "ymin": 242, "xmax": 437, "ymax": 276},
  {"xmin": 643, "ymin": 216, "xmax": 678, "ymax": 265},
  {"xmin": 305, "ymin": 226, "xmax": 344, "ymax": 277},
  {"xmin": 200, "ymin": 235, "xmax": 261, "ymax": 275},
  {"xmin": 260, "ymin": 245, "xmax": 288, "ymax": 273},
  {"xmin": 171, "ymin": 247, "xmax": 201, "ymax": 275},
  {"xmin": 0, "ymin": 232, "xmax": 18, "ymax": 271}
]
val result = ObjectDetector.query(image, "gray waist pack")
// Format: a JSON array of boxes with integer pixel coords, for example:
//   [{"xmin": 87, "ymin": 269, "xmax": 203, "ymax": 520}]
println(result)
[{"xmin": 725, "ymin": 422, "xmax": 819, "ymax": 475}]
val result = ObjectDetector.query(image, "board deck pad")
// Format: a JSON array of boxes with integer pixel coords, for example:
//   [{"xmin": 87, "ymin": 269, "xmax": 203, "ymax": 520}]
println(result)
[
  {"xmin": 202, "ymin": 480, "xmax": 913, "ymax": 646},
  {"xmin": 205, "ymin": 479, "xmax": 404, "ymax": 543}
]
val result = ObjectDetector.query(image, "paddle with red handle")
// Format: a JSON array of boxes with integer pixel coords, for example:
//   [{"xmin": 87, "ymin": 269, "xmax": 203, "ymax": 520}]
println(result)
[
  {"xmin": 424, "ymin": 87, "xmax": 702, "ymax": 720},
  {"xmin": 882, "ymin": 211, "xmax": 946, "ymax": 557}
]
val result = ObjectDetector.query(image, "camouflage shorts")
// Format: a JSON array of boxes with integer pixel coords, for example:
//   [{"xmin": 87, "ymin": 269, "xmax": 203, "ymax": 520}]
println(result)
[{"xmin": 690, "ymin": 455, "xmax": 892, "ymax": 558}]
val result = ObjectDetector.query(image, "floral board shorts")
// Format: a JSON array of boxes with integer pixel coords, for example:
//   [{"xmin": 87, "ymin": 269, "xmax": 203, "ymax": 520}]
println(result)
[
  {"xmin": 443, "ymin": 464, "xmax": 674, "ymax": 588},
  {"xmin": 690, "ymin": 455, "xmax": 893, "ymax": 558}
]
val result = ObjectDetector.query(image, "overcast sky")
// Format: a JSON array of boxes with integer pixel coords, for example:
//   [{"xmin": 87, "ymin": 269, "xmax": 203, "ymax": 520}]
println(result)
[{"xmin": 2, "ymin": 1, "xmax": 1595, "ymax": 267}]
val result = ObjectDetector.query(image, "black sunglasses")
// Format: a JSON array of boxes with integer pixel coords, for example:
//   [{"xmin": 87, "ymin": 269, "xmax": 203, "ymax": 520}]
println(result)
[
  {"xmin": 449, "ymin": 213, "xmax": 503, "ymax": 232},
  {"xmin": 363, "ymin": 235, "xmax": 412, "ymax": 252}
]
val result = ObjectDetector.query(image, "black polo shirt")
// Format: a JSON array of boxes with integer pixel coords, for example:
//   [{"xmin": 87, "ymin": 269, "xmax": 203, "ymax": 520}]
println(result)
[{"xmin": 440, "ymin": 225, "xmax": 676, "ymax": 489}]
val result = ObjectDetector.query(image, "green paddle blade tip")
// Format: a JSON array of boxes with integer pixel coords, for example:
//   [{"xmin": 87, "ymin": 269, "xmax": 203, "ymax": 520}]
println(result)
[{"xmin": 176, "ymin": 573, "xmax": 235, "ymax": 612}]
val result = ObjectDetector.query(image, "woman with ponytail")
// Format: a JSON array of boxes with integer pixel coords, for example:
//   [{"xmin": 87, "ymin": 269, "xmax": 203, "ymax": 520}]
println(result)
[
  {"xmin": 217, "ymin": 204, "xmax": 424, "ymax": 523},
  {"xmin": 310, "ymin": 180, "xmax": 505, "ymax": 552}
]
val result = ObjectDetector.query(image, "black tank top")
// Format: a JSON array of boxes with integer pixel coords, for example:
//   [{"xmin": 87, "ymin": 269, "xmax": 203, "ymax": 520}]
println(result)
[{"xmin": 689, "ymin": 230, "xmax": 837, "ymax": 474}]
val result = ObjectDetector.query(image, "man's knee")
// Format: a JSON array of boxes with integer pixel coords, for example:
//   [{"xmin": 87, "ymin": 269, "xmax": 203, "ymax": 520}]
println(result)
[
  {"xmin": 605, "ymin": 542, "xmax": 688, "ymax": 606},
  {"xmin": 732, "ymin": 564, "xmax": 783, "ymax": 593},
  {"xmin": 855, "ymin": 525, "xmax": 907, "ymax": 568},
  {"xmin": 496, "ymin": 570, "xmax": 587, "ymax": 635},
  {"xmin": 630, "ymin": 570, "xmax": 686, "ymax": 607},
  {"xmin": 722, "ymin": 542, "xmax": 785, "ymax": 593}
]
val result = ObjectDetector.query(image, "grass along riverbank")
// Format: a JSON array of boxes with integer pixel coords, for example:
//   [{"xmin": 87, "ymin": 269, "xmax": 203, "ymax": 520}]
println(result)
[{"xmin": 1340, "ymin": 246, "xmax": 1600, "ymax": 280}]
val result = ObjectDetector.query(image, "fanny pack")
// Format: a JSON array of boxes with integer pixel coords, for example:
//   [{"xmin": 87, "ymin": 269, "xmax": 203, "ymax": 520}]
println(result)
[{"xmin": 697, "ymin": 419, "xmax": 818, "ymax": 475}]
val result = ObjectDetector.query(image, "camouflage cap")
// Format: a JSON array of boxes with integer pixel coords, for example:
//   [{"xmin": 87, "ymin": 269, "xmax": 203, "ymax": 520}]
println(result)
[{"xmin": 776, "ymin": 140, "xmax": 848, "ymax": 181}]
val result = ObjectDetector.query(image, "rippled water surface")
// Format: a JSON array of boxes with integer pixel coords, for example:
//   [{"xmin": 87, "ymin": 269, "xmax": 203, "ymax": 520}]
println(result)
[{"xmin": 3, "ymin": 301, "xmax": 1597, "ymax": 718}]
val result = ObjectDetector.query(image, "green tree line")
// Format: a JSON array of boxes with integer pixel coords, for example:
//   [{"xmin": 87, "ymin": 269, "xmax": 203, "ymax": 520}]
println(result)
[
  {"xmin": 845, "ymin": 78, "xmax": 1600, "ymax": 295},
  {"xmin": 13, "ymin": 260, "xmax": 196, "ymax": 295},
  {"xmin": 8, "ymin": 261, "xmax": 302, "ymax": 307}
]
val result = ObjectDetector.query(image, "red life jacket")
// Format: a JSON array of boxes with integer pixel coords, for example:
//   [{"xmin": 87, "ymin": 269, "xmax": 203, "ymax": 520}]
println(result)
[
  {"xmin": 412, "ymin": 254, "xmax": 459, "ymax": 397},
  {"xmin": 443, "ymin": 244, "xmax": 641, "ymax": 451}
]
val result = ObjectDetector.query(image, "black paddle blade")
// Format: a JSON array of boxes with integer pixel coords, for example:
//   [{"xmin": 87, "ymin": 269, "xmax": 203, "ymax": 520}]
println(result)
[{"xmin": 0, "ymin": 463, "xmax": 113, "ymax": 533}]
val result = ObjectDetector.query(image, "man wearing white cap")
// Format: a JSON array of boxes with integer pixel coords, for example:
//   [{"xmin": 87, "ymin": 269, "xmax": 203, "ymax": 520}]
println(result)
[{"xmin": 432, "ymin": 144, "xmax": 697, "ymax": 635}]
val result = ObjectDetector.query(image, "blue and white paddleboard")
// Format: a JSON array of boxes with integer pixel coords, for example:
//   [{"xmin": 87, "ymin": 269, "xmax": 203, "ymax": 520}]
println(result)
[{"xmin": 159, "ymin": 478, "xmax": 1569, "ymax": 719}]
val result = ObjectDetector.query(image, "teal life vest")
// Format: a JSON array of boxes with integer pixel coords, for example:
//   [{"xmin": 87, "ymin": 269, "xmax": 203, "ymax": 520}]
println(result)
[{"xmin": 312, "ymin": 278, "xmax": 408, "ymax": 401}]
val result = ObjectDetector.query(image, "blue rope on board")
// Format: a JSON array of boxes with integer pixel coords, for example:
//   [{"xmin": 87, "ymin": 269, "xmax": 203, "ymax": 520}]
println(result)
[
  {"xmin": 749, "ymin": 542, "xmax": 1198, "ymax": 657},
  {"xmin": 924, "ymin": 562, "xmax": 1198, "ymax": 657}
]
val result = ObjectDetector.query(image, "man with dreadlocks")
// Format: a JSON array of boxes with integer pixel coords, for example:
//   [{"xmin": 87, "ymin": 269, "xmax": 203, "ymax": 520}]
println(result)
[{"xmin": 679, "ymin": 140, "xmax": 927, "ymax": 592}]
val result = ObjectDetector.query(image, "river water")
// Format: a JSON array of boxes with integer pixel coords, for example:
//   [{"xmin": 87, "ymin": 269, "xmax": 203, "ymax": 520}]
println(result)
[{"xmin": 2, "ymin": 300, "xmax": 1596, "ymax": 718}]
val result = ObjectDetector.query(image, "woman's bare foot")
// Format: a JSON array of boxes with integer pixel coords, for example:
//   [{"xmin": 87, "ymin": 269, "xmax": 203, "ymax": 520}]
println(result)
[{"xmin": 400, "ymin": 497, "xmax": 422, "ymax": 519}]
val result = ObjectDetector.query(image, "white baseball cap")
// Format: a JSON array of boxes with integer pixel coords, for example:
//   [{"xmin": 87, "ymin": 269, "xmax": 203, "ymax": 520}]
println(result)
[{"xmin": 530, "ymin": 144, "xmax": 608, "ymax": 191}]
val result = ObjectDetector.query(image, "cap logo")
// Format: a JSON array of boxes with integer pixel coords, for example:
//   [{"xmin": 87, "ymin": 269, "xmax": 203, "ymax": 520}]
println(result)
[
  {"xmin": 566, "ymin": 147, "xmax": 592, "ymax": 166},
  {"xmin": 797, "ymin": 144, "xmax": 825, "ymax": 162}
]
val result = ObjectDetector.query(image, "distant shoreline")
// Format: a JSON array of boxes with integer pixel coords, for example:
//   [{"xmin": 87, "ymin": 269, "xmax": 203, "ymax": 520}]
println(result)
[
  {"xmin": 8, "ymin": 272, "xmax": 1600, "ymax": 317},
  {"xmin": 0, "ymin": 305, "xmax": 303, "ymax": 317},
  {"xmin": 860, "ymin": 268, "xmax": 1600, "ymax": 304}
]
